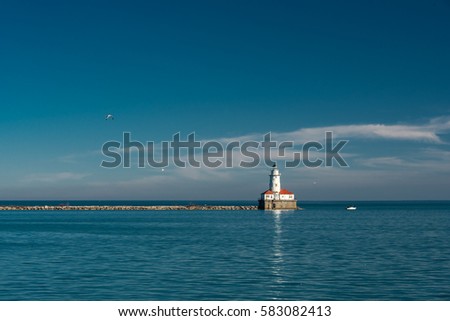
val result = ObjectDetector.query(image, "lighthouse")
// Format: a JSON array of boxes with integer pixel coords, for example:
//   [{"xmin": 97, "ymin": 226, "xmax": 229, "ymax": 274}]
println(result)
[
  {"xmin": 269, "ymin": 165, "xmax": 281, "ymax": 194},
  {"xmin": 258, "ymin": 164, "xmax": 298, "ymax": 210}
]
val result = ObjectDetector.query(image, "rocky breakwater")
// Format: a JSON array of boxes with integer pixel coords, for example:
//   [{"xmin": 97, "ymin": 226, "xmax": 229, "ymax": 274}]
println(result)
[{"xmin": 0, "ymin": 205, "xmax": 258, "ymax": 211}]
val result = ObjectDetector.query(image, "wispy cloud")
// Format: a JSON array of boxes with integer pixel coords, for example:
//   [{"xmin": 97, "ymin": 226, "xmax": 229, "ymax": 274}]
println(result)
[
  {"xmin": 18, "ymin": 114, "xmax": 450, "ymax": 200},
  {"xmin": 85, "ymin": 116, "xmax": 450, "ymax": 171},
  {"xmin": 58, "ymin": 150, "xmax": 102, "ymax": 164},
  {"xmin": 218, "ymin": 117, "xmax": 450, "ymax": 144},
  {"xmin": 22, "ymin": 172, "xmax": 89, "ymax": 183},
  {"xmin": 287, "ymin": 124, "xmax": 442, "ymax": 142},
  {"xmin": 358, "ymin": 156, "xmax": 409, "ymax": 168}
]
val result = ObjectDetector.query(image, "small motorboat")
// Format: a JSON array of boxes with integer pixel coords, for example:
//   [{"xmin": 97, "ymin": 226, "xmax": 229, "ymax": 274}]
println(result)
[{"xmin": 346, "ymin": 206, "xmax": 357, "ymax": 211}]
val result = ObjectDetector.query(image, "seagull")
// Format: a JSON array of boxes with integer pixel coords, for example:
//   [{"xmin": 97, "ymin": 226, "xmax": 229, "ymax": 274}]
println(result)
[{"xmin": 105, "ymin": 114, "xmax": 114, "ymax": 120}]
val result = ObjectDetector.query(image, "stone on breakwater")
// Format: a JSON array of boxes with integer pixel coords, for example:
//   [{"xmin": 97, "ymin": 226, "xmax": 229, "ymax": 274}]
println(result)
[{"xmin": 0, "ymin": 205, "xmax": 259, "ymax": 211}]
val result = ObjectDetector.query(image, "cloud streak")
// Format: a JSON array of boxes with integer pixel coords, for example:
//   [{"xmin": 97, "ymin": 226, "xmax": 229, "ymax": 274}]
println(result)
[
  {"xmin": 90, "ymin": 116, "xmax": 450, "ymax": 172},
  {"xmin": 22, "ymin": 172, "xmax": 89, "ymax": 183},
  {"xmin": 11, "ymin": 116, "xmax": 450, "ymax": 200},
  {"xmin": 218, "ymin": 117, "xmax": 450, "ymax": 144},
  {"xmin": 288, "ymin": 124, "xmax": 441, "ymax": 142}
]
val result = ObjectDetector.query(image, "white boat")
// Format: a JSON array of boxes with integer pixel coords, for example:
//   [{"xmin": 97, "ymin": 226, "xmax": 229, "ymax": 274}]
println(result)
[{"xmin": 346, "ymin": 206, "xmax": 357, "ymax": 211}]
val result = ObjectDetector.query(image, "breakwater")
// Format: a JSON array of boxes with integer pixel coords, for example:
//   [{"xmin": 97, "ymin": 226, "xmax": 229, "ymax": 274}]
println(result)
[{"xmin": 0, "ymin": 205, "xmax": 258, "ymax": 211}]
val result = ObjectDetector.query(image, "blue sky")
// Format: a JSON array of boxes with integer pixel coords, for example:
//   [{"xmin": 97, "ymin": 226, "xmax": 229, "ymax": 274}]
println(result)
[{"xmin": 1, "ymin": 0, "xmax": 450, "ymax": 200}]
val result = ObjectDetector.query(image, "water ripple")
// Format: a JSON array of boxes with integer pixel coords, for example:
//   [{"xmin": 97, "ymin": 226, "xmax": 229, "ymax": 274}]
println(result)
[{"xmin": 0, "ymin": 206, "xmax": 449, "ymax": 300}]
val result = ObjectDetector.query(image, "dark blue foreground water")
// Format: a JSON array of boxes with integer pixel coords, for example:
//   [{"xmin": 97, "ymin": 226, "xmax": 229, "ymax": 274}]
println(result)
[{"xmin": 0, "ymin": 201, "xmax": 449, "ymax": 300}]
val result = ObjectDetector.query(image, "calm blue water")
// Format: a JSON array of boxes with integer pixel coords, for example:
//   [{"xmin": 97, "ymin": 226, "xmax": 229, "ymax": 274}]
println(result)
[{"xmin": 0, "ymin": 201, "xmax": 449, "ymax": 300}]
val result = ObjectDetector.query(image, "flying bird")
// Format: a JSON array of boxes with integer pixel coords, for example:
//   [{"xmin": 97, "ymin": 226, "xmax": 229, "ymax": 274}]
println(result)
[{"xmin": 105, "ymin": 114, "xmax": 114, "ymax": 120}]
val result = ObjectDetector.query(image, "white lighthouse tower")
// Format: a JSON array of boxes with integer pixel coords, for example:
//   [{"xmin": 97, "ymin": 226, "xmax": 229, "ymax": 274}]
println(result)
[
  {"xmin": 259, "ymin": 164, "xmax": 297, "ymax": 210},
  {"xmin": 269, "ymin": 164, "xmax": 281, "ymax": 194}
]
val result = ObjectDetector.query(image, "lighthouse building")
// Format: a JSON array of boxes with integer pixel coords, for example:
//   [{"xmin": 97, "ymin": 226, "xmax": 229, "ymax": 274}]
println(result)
[{"xmin": 258, "ymin": 164, "xmax": 297, "ymax": 210}]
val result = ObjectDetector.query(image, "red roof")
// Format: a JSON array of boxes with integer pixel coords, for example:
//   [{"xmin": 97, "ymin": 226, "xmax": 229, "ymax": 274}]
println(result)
[{"xmin": 262, "ymin": 189, "xmax": 294, "ymax": 195}]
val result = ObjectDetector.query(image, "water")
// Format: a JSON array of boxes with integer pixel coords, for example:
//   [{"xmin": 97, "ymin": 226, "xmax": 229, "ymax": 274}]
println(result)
[{"xmin": 0, "ymin": 201, "xmax": 449, "ymax": 300}]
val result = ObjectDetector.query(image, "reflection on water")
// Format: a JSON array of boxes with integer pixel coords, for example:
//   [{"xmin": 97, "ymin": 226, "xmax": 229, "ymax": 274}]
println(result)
[
  {"xmin": 269, "ymin": 210, "xmax": 292, "ymax": 298},
  {"xmin": 272, "ymin": 211, "xmax": 284, "ymax": 280}
]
